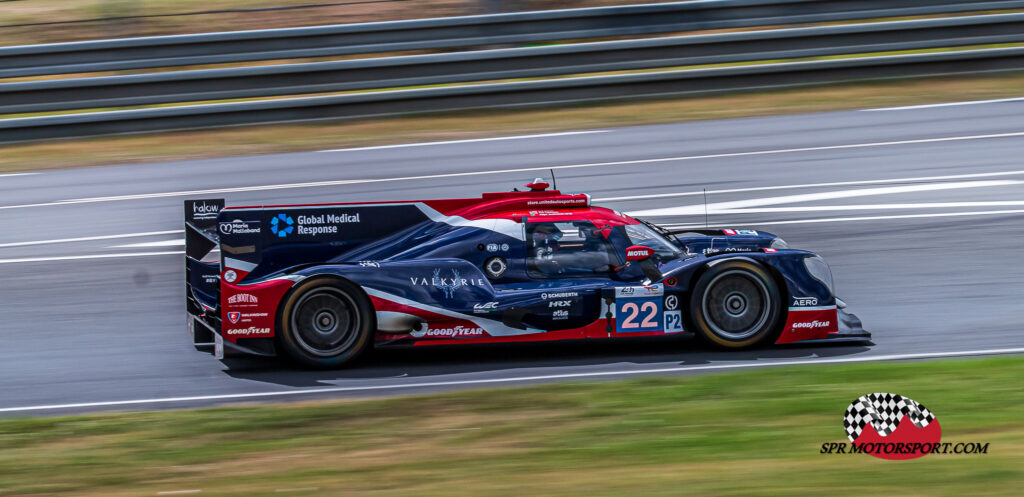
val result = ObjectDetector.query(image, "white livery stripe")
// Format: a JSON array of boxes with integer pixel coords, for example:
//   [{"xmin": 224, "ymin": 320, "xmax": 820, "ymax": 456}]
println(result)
[
  {"xmin": 363, "ymin": 287, "xmax": 541, "ymax": 337},
  {"xmin": 788, "ymin": 306, "xmax": 838, "ymax": 312}
]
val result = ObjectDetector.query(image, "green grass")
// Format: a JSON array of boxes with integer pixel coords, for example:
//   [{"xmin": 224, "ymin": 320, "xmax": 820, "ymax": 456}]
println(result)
[{"xmin": 1, "ymin": 357, "xmax": 1021, "ymax": 496}]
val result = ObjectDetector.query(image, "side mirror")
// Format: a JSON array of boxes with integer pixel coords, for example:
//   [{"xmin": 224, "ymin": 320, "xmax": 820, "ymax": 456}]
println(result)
[{"xmin": 625, "ymin": 245, "xmax": 654, "ymax": 262}]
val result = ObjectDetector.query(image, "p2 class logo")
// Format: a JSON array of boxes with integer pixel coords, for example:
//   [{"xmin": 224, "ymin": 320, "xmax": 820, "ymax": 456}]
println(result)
[{"xmin": 844, "ymin": 393, "xmax": 941, "ymax": 460}]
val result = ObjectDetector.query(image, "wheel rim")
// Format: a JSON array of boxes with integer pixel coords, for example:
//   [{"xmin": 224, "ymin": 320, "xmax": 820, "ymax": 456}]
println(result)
[
  {"xmin": 290, "ymin": 288, "xmax": 360, "ymax": 357},
  {"xmin": 701, "ymin": 269, "xmax": 771, "ymax": 340}
]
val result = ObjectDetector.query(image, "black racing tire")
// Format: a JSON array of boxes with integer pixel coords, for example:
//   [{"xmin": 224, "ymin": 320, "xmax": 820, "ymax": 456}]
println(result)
[
  {"xmin": 278, "ymin": 277, "xmax": 374, "ymax": 369},
  {"xmin": 689, "ymin": 260, "xmax": 783, "ymax": 349}
]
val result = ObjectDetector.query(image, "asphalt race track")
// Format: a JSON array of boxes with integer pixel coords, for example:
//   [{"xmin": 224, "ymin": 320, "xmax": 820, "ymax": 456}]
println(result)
[{"xmin": 2, "ymin": 98, "xmax": 1023, "ymax": 415}]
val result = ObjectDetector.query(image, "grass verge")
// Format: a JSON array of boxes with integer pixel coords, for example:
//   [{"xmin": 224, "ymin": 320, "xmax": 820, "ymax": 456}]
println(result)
[
  {"xmin": 0, "ymin": 356, "xmax": 1021, "ymax": 496},
  {"xmin": 2, "ymin": 72, "xmax": 1024, "ymax": 174}
]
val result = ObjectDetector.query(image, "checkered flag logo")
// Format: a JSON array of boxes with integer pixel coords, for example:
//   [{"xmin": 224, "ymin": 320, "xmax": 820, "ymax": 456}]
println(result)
[{"xmin": 843, "ymin": 393, "xmax": 935, "ymax": 442}]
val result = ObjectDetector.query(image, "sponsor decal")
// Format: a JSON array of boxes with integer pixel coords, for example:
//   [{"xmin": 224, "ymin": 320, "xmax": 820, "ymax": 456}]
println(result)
[
  {"xmin": 722, "ymin": 228, "xmax": 758, "ymax": 236},
  {"xmin": 484, "ymin": 256, "xmax": 508, "ymax": 279},
  {"xmin": 219, "ymin": 220, "xmax": 260, "ymax": 235},
  {"xmin": 642, "ymin": 285, "xmax": 661, "ymax": 296},
  {"xmin": 485, "ymin": 243, "xmax": 510, "ymax": 252},
  {"xmin": 192, "ymin": 201, "xmax": 221, "ymax": 221},
  {"xmin": 702, "ymin": 246, "xmax": 752, "ymax": 255},
  {"xmin": 287, "ymin": 212, "xmax": 361, "ymax": 236},
  {"xmin": 226, "ymin": 311, "xmax": 269, "ymax": 324},
  {"xmin": 473, "ymin": 302, "xmax": 499, "ymax": 313},
  {"xmin": 223, "ymin": 270, "xmax": 237, "ymax": 283},
  {"xmin": 359, "ymin": 261, "xmax": 381, "ymax": 268},
  {"xmin": 792, "ymin": 297, "xmax": 819, "ymax": 306},
  {"xmin": 225, "ymin": 327, "xmax": 271, "ymax": 336},
  {"xmin": 270, "ymin": 213, "xmax": 295, "ymax": 238},
  {"xmin": 412, "ymin": 325, "xmax": 486, "ymax": 338},
  {"xmin": 526, "ymin": 198, "xmax": 588, "ymax": 206},
  {"xmin": 227, "ymin": 293, "xmax": 258, "ymax": 305},
  {"xmin": 792, "ymin": 320, "xmax": 830, "ymax": 329},
  {"xmin": 552, "ymin": 309, "xmax": 569, "ymax": 320},
  {"xmin": 541, "ymin": 291, "xmax": 578, "ymax": 299},
  {"xmin": 664, "ymin": 294, "xmax": 679, "ymax": 311},
  {"xmin": 763, "ymin": 247, "xmax": 778, "ymax": 253},
  {"xmin": 548, "ymin": 300, "xmax": 572, "ymax": 308},
  {"xmin": 410, "ymin": 268, "xmax": 487, "ymax": 298},
  {"xmin": 619, "ymin": 287, "xmax": 635, "ymax": 296},
  {"xmin": 821, "ymin": 393, "xmax": 991, "ymax": 459},
  {"xmin": 202, "ymin": 274, "xmax": 220, "ymax": 284}
]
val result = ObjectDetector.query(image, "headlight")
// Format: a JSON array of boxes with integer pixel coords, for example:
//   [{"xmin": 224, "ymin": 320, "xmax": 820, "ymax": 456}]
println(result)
[
  {"xmin": 770, "ymin": 237, "xmax": 789, "ymax": 249},
  {"xmin": 803, "ymin": 255, "xmax": 835, "ymax": 294}
]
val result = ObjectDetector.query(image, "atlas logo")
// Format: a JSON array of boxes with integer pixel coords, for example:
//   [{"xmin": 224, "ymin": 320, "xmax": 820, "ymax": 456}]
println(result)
[
  {"xmin": 843, "ymin": 393, "xmax": 941, "ymax": 460},
  {"xmin": 552, "ymin": 309, "xmax": 569, "ymax": 319},
  {"xmin": 270, "ymin": 213, "xmax": 295, "ymax": 238}
]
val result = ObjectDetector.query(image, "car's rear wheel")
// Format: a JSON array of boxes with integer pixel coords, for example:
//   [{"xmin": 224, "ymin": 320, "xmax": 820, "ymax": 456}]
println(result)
[
  {"xmin": 278, "ymin": 278, "xmax": 374, "ymax": 368},
  {"xmin": 689, "ymin": 260, "xmax": 783, "ymax": 349}
]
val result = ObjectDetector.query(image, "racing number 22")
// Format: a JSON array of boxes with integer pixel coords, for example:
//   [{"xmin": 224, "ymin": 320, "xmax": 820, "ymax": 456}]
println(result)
[{"xmin": 620, "ymin": 301, "xmax": 658, "ymax": 329}]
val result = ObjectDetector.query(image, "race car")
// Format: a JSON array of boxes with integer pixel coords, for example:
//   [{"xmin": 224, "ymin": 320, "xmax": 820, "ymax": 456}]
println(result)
[{"xmin": 185, "ymin": 180, "xmax": 868, "ymax": 368}]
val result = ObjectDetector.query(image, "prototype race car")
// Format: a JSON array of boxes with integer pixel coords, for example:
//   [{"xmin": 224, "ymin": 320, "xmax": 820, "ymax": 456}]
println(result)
[{"xmin": 185, "ymin": 181, "xmax": 868, "ymax": 368}]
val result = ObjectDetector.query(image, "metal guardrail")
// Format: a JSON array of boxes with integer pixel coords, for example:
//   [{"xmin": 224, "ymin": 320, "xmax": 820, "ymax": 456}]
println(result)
[
  {"xmin": 2, "ymin": 0, "xmax": 1023, "ymax": 78},
  {"xmin": 3, "ymin": 13, "xmax": 1023, "ymax": 114},
  {"xmin": 3, "ymin": 46, "xmax": 1023, "ymax": 143}
]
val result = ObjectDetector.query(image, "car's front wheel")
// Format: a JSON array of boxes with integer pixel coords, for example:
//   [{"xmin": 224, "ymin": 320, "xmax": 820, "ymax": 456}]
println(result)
[
  {"xmin": 278, "ymin": 277, "xmax": 374, "ymax": 368},
  {"xmin": 689, "ymin": 260, "xmax": 783, "ymax": 349}
]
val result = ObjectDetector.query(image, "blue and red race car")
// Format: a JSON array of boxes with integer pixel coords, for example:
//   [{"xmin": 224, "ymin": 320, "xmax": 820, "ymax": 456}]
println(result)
[{"xmin": 185, "ymin": 181, "xmax": 868, "ymax": 368}]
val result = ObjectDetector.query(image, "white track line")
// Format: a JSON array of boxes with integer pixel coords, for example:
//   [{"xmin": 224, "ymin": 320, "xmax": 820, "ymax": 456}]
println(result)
[
  {"xmin": 0, "ymin": 251, "xmax": 183, "ymax": 264},
  {"xmin": 0, "ymin": 230, "xmax": 182, "ymax": 248},
  {"xmin": 595, "ymin": 170, "xmax": 1024, "ymax": 202},
  {"xmin": 318, "ymin": 130, "xmax": 607, "ymax": 152},
  {"xmin": 863, "ymin": 96, "xmax": 1024, "ymax": 111},
  {"xmin": 695, "ymin": 201, "xmax": 1024, "ymax": 214},
  {"xmin": 662, "ymin": 208, "xmax": 1024, "ymax": 228},
  {"xmin": 628, "ymin": 180, "xmax": 1020, "ymax": 217},
  {"xmin": 112, "ymin": 239, "xmax": 185, "ymax": 248},
  {"xmin": 5, "ymin": 130, "xmax": 1024, "ymax": 210},
  {"xmin": 1, "ymin": 347, "xmax": 1021, "ymax": 413},
  {"xmin": 0, "ymin": 173, "xmax": 39, "ymax": 178}
]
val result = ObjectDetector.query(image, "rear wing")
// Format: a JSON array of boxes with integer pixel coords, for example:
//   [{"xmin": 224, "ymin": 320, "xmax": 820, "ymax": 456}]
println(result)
[{"xmin": 184, "ymin": 199, "xmax": 224, "ymax": 345}]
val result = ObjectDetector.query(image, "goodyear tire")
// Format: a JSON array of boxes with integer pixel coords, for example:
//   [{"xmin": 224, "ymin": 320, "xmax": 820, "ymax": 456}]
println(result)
[
  {"xmin": 689, "ymin": 260, "xmax": 783, "ymax": 349},
  {"xmin": 278, "ymin": 277, "xmax": 374, "ymax": 368}
]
